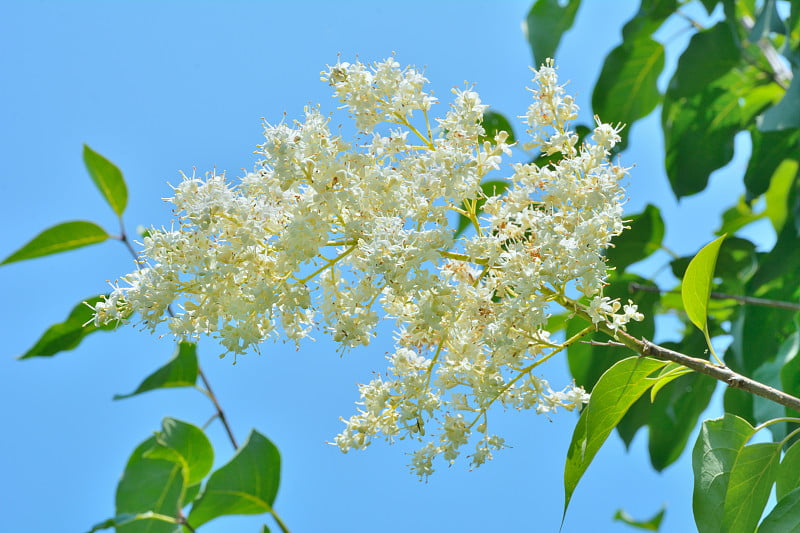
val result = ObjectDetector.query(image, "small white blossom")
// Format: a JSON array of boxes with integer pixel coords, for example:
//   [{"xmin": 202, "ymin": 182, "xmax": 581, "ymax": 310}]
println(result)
[{"xmin": 93, "ymin": 57, "xmax": 638, "ymax": 477}]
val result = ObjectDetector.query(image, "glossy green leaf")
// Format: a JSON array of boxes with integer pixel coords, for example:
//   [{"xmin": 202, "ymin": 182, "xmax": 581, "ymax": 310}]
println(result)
[
  {"xmin": 662, "ymin": 70, "xmax": 745, "ymax": 198},
  {"xmin": 564, "ymin": 356, "xmax": 669, "ymax": 515},
  {"xmin": 612, "ymin": 506, "xmax": 665, "ymax": 531},
  {"xmin": 455, "ymin": 180, "xmax": 509, "ymax": 237},
  {"xmin": 592, "ymin": 36, "xmax": 664, "ymax": 132},
  {"xmin": 116, "ymin": 437, "xmax": 185, "ymax": 533},
  {"xmin": 114, "ymin": 342, "xmax": 199, "ymax": 399},
  {"xmin": 144, "ymin": 418, "xmax": 213, "ymax": 487},
  {"xmin": 1, "ymin": 220, "xmax": 108, "ymax": 265},
  {"xmin": 778, "ymin": 440, "xmax": 800, "ymax": 501},
  {"xmin": 480, "ymin": 110, "xmax": 516, "ymax": 144},
  {"xmin": 764, "ymin": 159, "xmax": 800, "ymax": 233},
  {"xmin": 18, "ymin": 295, "xmax": 126, "ymax": 359},
  {"xmin": 761, "ymin": 67, "xmax": 800, "ymax": 131},
  {"xmin": 758, "ymin": 486, "xmax": 800, "ymax": 533},
  {"xmin": 85, "ymin": 513, "xmax": 176, "ymax": 533},
  {"xmin": 605, "ymin": 204, "xmax": 664, "ymax": 273},
  {"xmin": 188, "ymin": 430, "xmax": 281, "ymax": 527},
  {"xmin": 523, "ymin": 0, "xmax": 582, "ymax": 66},
  {"xmin": 83, "ymin": 144, "xmax": 128, "ymax": 216},
  {"xmin": 682, "ymin": 234, "xmax": 726, "ymax": 356},
  {"xmin": 691, "ymin": 414, "xmax": 754, "ymax": 533},
  {"xmin": 721, "ymin": 442, "xmax": 781, "ymax": 533}
]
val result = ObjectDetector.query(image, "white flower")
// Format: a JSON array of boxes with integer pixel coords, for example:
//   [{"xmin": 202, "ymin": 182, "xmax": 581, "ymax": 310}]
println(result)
[{"xmin": 95, "ymin": 57, "xmax": 636, "ymax": 477}]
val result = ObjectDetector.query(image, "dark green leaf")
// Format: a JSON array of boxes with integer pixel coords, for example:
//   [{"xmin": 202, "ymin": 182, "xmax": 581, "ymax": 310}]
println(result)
[
  {"xmin": 83, "ymin": 144, "xmax": 128, "ymax": 216},
  {"xmin": 778, "ymin": 440, "xmax": 800, "ymax": 501},
  {"xmin": 721, "ymin": 442, "xmax": 781, "ymax": 533},
  {"xmin": 114, "ymin": 342, "xmax": 199, "ymax": 399},
  {"xmin": 18, "ymin": 295, "xmax": 126, "ymax": 359},
  {"xmin": 605, "ymin": 204, "xmax": 664, "ymax": 272},
  {"xmin": 744, "ymin": 128, "xmax": 800, "ymax": 200},
  {"xmin": 780, "ymin": 331, "xmax": 800, "ymax": 402},
  {"xmin": 761, "ymin": 67, "xmax": 800, "ymax": 131},
  {"xmin": 524, "ymin": 0, "xmax": 582, "ymax": 66},
  {"xmin": 662, "ymin": 70, "xmax": 744, "ymax": 198},
  {"xmin": 668, "ymin": 22, "xmax": 740, "ymax": 98},
  {"xmin": 648, "ymin": 367, "xmax": 717, "ymax": 471},
  {"xmin": 188, "ymin": 430, "xmax": 281, "ymax": 527},
  {"xmin": 261, "ymin": 525, "xmax": 272, "ymax": 533},
  {"xmin": 753, "ymin": 332, "xmax": 799, "ymax": 440},
  {"xmin": 1, "ymin": 220, "xmax": 108, "ymax": 265},
  {"xmin": 564, "ymin": 357, "xmax": 669, "ymax": 515},
  {"xmin": 699, "ymin": 0, "xmax": 719, "ymax": 14},
  {"xmin": 691, "ymin": 414, "xmax": 754, "ymax": 533},
  {"xmin": 480, "ymin": 110, "xmax": 516, "ymax": 144},
  {"xmin": 613, "ymin": 506, "xmax": 665, "ymax": 531},
  {"xmin": 145, "ymin": 418, "xmax": 213, "ymax": 487},
  {"xmin": 116, "ymin": 437, "xmax": 184, "ymax": 533},
  {"xmin": 758, "ymin": 486, "xmax": 800, "ymax": 533},
  {"xmin": 747, "ymin": 0, "xmax": 785, "ymax": 42},
  {"xmin": 592, "ymin": 36, "xmax": 664, "ymax": 134}
]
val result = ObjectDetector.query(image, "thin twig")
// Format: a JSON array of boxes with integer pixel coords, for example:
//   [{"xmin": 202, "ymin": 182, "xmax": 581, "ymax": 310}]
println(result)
[
  {"xmin": 629, "ymin": 282, "xmax": 800, "ymax": 311},
  {"xmin": 560, "ymin": 294, "xmax": 800, "ymax": 414},
  {"xmin": 118, "ymin": 231, "xmax": 240, "ymax": 451}
]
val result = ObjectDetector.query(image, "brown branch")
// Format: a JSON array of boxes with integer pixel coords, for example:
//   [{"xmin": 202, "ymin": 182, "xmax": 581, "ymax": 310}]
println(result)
[
  {"xmin": 614, "ymin": 330, "xmax": 800, "ymax": 414},
  {"xmin": 118, "ymin": 232, "xmax": 239, "ymax": 451},
  {"xmin": 629, "ymin": 282, "xmax": 800, "ymax": 311},
  {"xmin": 560, "ymin": 293, "xmax": 800, "ymax": 414}
]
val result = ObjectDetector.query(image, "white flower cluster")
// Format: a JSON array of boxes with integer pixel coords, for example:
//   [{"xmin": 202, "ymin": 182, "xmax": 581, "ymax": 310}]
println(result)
[{"xmin": 93, "ymin": 57, "xmax": 640, "ymax": 477}]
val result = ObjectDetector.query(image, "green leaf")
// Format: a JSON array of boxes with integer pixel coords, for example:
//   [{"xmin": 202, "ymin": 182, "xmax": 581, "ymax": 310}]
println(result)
[
  {"xmin": 714, "ymin": 196, "xmax": 765, "ymax": 236},
  {"xmin": 682, "ymin": 234, "xmax": 727, "ymax": 358},
  {"xmin": 18, "ymin": 295, "xmax": 126, "ymax": 359},
  {"xmin": 758, "ymin": 486, "xmax": 800, "ymax": 533},
  {"xmin": 780, "ymin": 331, "xmax": 800, "ymax": 405},
  {"xmin": 116, "ymin": 437, "xmax": 185, "ymax": 533},
  {"xmin": 83, "ymin": 144, "xmax": 128, "ymax": 216},
  {"xmin": 145, "ymin": 418, "xmax": 214, "ymax": 487},
  {"xmin": 605, "ymin": 204, "xmax": 664, "ymax": 273},
  {"xmin": 764, "ymin": 159, "xmax": 800, "ymax": 233},
  {"xmin": 721, "ymin": 442, "xmax": 781, "ymax": 533},
  {"xmin": 743, "ymin": 128, "xmax": 800, "ymax": 200},
  {"xmin": 747, "ymin": 0, "xmax": 785, "ymax": 42},
  {"xmin": 480, "ymin": 110, "xmax": 516, "ymax": 144},
  {"xmin": 691, "ymin": 414, "xmax": 754, "ymax": 533},
  {"xmin": 523, "ymin": 0, "xmax": 582, "ymax": 66},
  {"xmin": 563, "ymin": 356, "xmax": 669, "ymax": 516},
  {"xmin": 778, "ymin": 440, "xmax": 800, "ymax": 501},
  {"xmin": 592, "ymin": 36, "xmax": 664, "ymax": 133},
  {"xmin": 760, "ymin": 66, "xmax": 800, "ymax": 131},
  {"xmin": 613, "ymin": 506, "xmax": 665, "ymax": 531},
  {"xmin": 648, "ymin": 370, "xmax": 717, "ymax": 471},
  {"xmin": 1, "ymin": 220, "xmax": 108, "ymax": 265},
  {"xmin": 188, "ymin": 430, "xmax": 281, "ymax": 527},
  {"xmin": 261, "ymin": 525, "xmax": 272, "ymax": 533},
  {"xmin": 668, "ymin": 22, "xmax": 740, "ymax": 98},
  {"xmin": 114, "ymin": 342, "xmax": 199, "ymax": 399},
  {"xmin": 84, "ymin": 513, "xmax": 177, "ymax": 533},
  {"xmin": 662, "ymin": 69, "xmax": 746, "ymax": 198}
]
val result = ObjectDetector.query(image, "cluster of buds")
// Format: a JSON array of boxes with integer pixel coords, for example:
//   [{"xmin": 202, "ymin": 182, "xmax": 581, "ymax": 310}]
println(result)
[{"xmin": 93, "ymin": 57, "xmax": 639, "ymax": 477}]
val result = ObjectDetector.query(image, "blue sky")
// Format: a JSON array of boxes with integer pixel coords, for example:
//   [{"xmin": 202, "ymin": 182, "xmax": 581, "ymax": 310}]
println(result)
[{"xmin": 0, "ymin": 2, "xmax": 772, "ymax": 532}]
